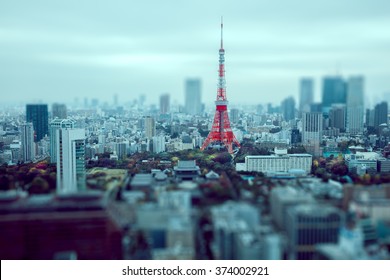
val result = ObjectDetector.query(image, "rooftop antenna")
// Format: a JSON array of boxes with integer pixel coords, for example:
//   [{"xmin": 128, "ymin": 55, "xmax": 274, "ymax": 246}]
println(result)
[{"xmin": 220, "ymin": 16, "xmax": 223, "ymax": 49}]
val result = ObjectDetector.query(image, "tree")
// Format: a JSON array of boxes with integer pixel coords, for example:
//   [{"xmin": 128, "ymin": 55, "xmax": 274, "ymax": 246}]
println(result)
[{"xmin": 28, "ymin": 177, "xmax": 50, "ymax": 194}]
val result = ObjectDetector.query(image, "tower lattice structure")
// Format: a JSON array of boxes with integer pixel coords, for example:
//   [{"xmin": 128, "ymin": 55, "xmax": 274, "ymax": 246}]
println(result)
[{"xmin": 201, "ymin": 19, "xmax": 240, "ymax": 154}]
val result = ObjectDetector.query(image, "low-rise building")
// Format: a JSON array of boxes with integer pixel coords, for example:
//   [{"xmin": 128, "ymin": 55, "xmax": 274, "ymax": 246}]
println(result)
[{"xmin": 245, "ymin": 148, "xmax": 312, "ymax": 174}]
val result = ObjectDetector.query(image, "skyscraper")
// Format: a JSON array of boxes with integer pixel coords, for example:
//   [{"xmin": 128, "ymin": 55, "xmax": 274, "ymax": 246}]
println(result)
[
  {"xmin": 20, "ymin": 123, "xmax": 35, "ymax": 162},
  {"xmin": 374, "ymin": 101, "xmax": 388, "ymax": 129},
  {"xmin": 322, "ymin": 77, "xmax": 347, "ymax": 113},
  {"xmin": 299, "ymin": 78, "xmax": 314, "ymax": 113},
  {"xmin": 346, "ymin": 76, "xmax": 364, "ymax": 135},
  {"xmin": 52, "ymin": 103, "xmax": 67, "ymax": 119},
  {"xmin": 281, "ymin": 96, "xmax": 296, "ymax": 122},
  {"xmin": 26, "ymin": 104, "xmax": 48, "ymax": 142},
  {"xmin": 185, "ymin": 79, "xmax": 202, "ymax": 115},
  {"xmin": 50, "ymin": 118, "xmax": 75, "ymax": 163},
  {"xmin": 160, "ymin": 93, "xmax": 170, "ymax": 114},
  {"xmin": 144, "ymin": 116, "xmax": 156, "ymax": 139},
  {"xmin": 329, "ymin": 104, "xmax": 346, "ymax": 131},
  {"xmin": 56, "ymin": 128, "xmax": 86, "ymax": 193},
  {"xmin": 302, "ymin": 112, "xmax": 323, "ymax": 156}
]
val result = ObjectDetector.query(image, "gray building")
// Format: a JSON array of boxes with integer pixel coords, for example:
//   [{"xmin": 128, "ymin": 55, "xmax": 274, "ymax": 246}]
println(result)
[
  {"xmin": 346, "ymin": 76, "xmax": 364, "ymax": 135},
  {"xmin": 185, "ymin": 79, "xmax": 202, "ymax": 115},
  {"xmin": 286, "ymin": 204, "xmax": 343, "ymax": 260},
  {"xmin": 26, "ymin": 104, "xmax": 49, "ymax": 142},
  {"xmin": 299, "ymin": 78, "xmax": 314, "ymax": 113},
  {"xmin": 20, "ymin": 123, "xmax": 35, "ymax": 162},
  {"xmin": 322, "ymin": 76, "xmax": 347, "ymax": 114}
]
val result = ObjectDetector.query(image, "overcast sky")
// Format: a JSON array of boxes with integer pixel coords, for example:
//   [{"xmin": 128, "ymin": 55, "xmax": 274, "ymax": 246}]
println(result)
[{"xmin": 1, "ymin": 0, "xmax": 390, "ymax": 107}]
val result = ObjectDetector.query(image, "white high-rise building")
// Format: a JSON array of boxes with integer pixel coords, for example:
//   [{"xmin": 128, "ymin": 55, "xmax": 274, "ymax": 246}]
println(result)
[
  {"xmin": 20, "ymin": 122, "xmax": 35, "ymax": 162},
  {"xmin": 50, "ymin": 118, "xmax": 75, "ymax": 163},
  {"xmin": 152, "ymin": 136, "xmax": 166, "ymax": 153},
  {"xmin": 56, "ymin": 128, "xmax": 86, "ymax": 193},
  {"xmin": 144, "ymin": 116, "xmax": 156, "ymax": 139},
  {"xmin": 185, "ymin": 79, "xmax": 202, "ymax": 115},
  {"xmin": 346, "ymin": 76, "xmax": 364, "ymax": 135}
]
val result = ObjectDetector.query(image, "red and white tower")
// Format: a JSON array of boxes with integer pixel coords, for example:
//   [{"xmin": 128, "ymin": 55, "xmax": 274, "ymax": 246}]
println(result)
[{"xmin": 201, "ymin": 19, "xmax": 240, "ymax": 154}]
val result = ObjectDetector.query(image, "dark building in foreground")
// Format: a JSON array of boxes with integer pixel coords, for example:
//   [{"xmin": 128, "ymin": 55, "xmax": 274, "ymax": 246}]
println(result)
[
  {"xmin": 0, "ymin": 191, "xmax": 123, "ymax": 260},
  {"xmin": 26, "ymin": 104, "xmax": 48, "ymax": 142},
  {"xmin": 286, "ymin": 204, "xmax": 343, "ymax": 260}
]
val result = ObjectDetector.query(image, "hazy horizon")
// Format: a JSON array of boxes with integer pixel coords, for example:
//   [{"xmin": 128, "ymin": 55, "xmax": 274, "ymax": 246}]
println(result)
[{"xmin": 1, "ymin": 0, "xmax": 390, "ymax": 107}]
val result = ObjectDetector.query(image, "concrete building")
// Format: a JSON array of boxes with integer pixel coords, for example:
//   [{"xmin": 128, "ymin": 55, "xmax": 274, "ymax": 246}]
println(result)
[
  {"xmin": 346, "ymin": 76, "xmax": 364, "ymax": 135},
  {"xmin": 159, "ymin": 93, "xmax": 170, "ymax": 114},
  {"xmin": 374, "ymin": 101, "xmax": 389, "ymax": 129},
  {"xmin": 50, "ymin": 118, "xmax": 75, "ymax": 163},
  {"xmin": 0, "ymin": 191, "xmax": 123, "ymax": 260},
  {"xmin": 270, "ymin": 186, "xmax": 314, "ymax": 230},
  {"xmin": 26, "ymin": 104, "xmax": 49, "ymax": 142},
  {"xmin": 52, "ymin": 103, "xmax": 67, "ymax": 119},
  {"xmin": 20, "ymin": 122, "xmax": 35, "ymax": 162},
  {"xmin": 152, "ymin": 136, "xmax": 166, "ymax": 154},
  {"xmin": 299, "ymin": 78, "xmax": 314, "ymax": 113},
  {"xmin": 56, "ymin": 128, "xmax": 86, "ymax": 193},
  {"xmin": 302, "ymin": 112, "xmax": 323, "ymax": 156},
  {"xmin": 185, "ymin": 79, "xmax": 202, "ymax": 115},
  {"xmin": 329, "ymin": 104, "xmax": 346, "ymax": 131},
  {"xmin": 281, "ymin": 96, "xmax": 296, "ymax": 122},
  {"xmin": 144, "ymin": 116, "xmax": 156, "ymax": 139},
  {"xmin": 245, "ymin": 149, "xmax": 312, "ymax": 174},
  {"xmin": 229, "ymin": 108, "xmax": 239, "ymax": 123},
  {"xmin": 322, "ymin": 76, "xmax": 347, "ymax": 114},
  {"xmin": 286, "ymin": 204, "xmax": 343, "ymax": 260}
]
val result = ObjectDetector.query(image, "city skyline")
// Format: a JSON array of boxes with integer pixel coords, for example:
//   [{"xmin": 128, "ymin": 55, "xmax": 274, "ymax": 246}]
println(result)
[{"xmin": 1, "ymin": 0, "xmax": 390, "ymax": 106}]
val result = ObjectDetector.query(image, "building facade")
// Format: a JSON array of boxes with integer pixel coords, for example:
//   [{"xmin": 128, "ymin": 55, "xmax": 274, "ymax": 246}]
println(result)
[
  {"xmin": 185, "ymin": 79, "xmax": 202, "ymax": 115},
  {"xmin": 299, "ymin": 78, "xmax": 314, "ymax": 113},
  {"xmin": 144, "ymin": 116, "xmax": 156, "ymax": 139},
  {"xmin": 159, "ymin": 93, "xmax": 170, "ymax": 114},
  {"xmin": 52, "ymin": 103, "xmax": 67, "ymax": 119},
  {"xmin": 245, "ymin": 153, "xmax": 312, "ymax": 174},
  {"xmin": 346, "ymin": 76, "xmax": 364, "ymax": 135},
  {"xmin": 26, "ymin": 104, "xmax": 49, "ymax": 142},
  {"xmin": 56, "ymin": 128, "xmax": 86, "ymax": 193},
  {"xmin": 20, "ymin": 122, "xmax": 35, "ymax": 162},
  {"xmin": 50, "ymin": 118, "xmax": 75, "ymax": 163},
  {"xmin": 322, "ymin": 77, "xmax": 347, "ymax": 113}
]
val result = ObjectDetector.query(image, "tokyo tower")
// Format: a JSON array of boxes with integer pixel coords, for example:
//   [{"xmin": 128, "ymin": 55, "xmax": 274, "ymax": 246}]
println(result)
[{"xmin": 201, "ymin": 19, "xmax": 240, "ymax": 154}]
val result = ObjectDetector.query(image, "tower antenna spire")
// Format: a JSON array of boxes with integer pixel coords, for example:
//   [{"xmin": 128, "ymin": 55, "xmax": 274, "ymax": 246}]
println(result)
[{"xmin": 220, "ymin": 16, "xmax": 223, "ymax": 49}]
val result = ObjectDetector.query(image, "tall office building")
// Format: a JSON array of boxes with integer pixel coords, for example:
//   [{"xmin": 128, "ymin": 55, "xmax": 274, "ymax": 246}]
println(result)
[
  {"xmin": 160, "ymin": 93, "xmax": 170, "ymax": 114},
  {"xmin": 56, "ymin": 128, "xmax": 86, "ymax": 193},
  {"xmin": 230, "ymin": 108, "xmax": 240, "ymax": 123},
  {"xmin": 286, "ymin": 204, "xmax": 343, "ymax": 260},
  {"xmin": 346, "ymin": 76, "xmax": 364, "ymax": 135},
  {"xmin": 26, "ymin": 104, "xmax": 49, "ymax": 142},
  {"xmin": 144, "ymin": 116, "xmax": 156, "ymax": 139},
  {"xmin": 50, "ymin": 118, "xmax": 75, "ymax": 163},
  {"xmin": 302, "ymin": 112, "xmax": 323, "ymax": 156},
  {"xmin": 152, "ymin": 135, "xmax": 166, "ymax": 153},
  {"xmin": 52, "ymin": 103, "xmax": 67, "ymax": 119},
  {"xmin": 299, "ymin": 78, "xmax": 314, "ymax": 113},
  {"xmin": 374, "ymin": 101, "xmax": 388, "ymax": 129},
  {"xmin": 281, "ymin": 96, "xmax": 296, "ymax": 122},
  {"xmin": 322, "ymin": 77, "xmax": 347, "ymax": 113},
  {"xmin": 185, "ymin": 79, "xmax": 202, "ymax": 115},
  {"xmin": 329, "ymin": 104, "xmax": 346, "ymax": 131},
  {"xmin": 20, "ymin": 123, "xmax": 35, "ymax": 162}
]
